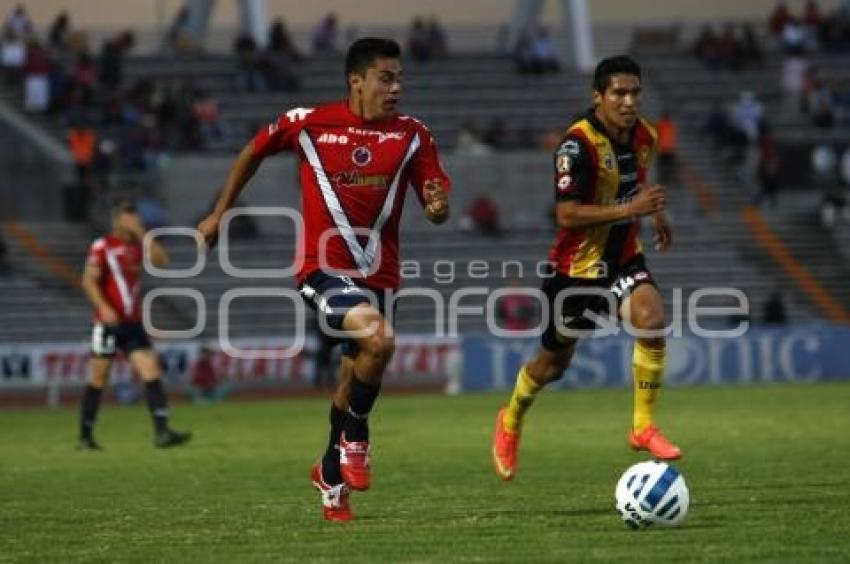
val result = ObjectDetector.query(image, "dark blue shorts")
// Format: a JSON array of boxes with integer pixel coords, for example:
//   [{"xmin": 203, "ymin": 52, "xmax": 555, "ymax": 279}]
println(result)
[
  {"xmin": 90, "ymin": 322, "xmax": 152, "ymax": 358},
  {"xmin": 298, "ymin": 271, "xmax": 395, "ymax": 357}
]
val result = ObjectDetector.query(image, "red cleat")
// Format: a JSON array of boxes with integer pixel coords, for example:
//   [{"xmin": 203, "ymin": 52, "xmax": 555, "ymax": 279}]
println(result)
[
  {"xmin": 311, "ymin": 461, "xmax": 352, "ymax": 522},
  {"xmin": 339, "ymin": 432, "xmax": 371, "ymax": 491},
  {"xmin": 492, "ymin": 408, "xmax": 520, "ymax": 481},
  {"xmin": 629, "ymin": 425, "xmax": 682, "ymax": 460}
]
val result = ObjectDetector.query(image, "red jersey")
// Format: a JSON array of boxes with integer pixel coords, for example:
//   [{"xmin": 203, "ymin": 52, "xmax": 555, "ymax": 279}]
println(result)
[
  {"xmin": 86, "ymin": 234, "xmax": 143, "ymax": 323},
  {"xmin": 251, "ymin": 100, "xmax": 451, "ymax": 290}
]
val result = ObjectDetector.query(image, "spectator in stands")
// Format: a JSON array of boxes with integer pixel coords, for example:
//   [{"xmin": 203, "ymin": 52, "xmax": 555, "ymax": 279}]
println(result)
[
  {"xmin": 780, "ymin": 53, "xmax": 809, "ymax": 116},
  {"xmin": 769, "ymin": 1, "xmax": 792, "ymax": 37},
  {"xmin": 703, "ymin": 100, "xmax": 747, "ymax": 165},
  {"xmin": 483, "ymin": 116, "xmax": 515, "ymax": 149},
  {"xmin": 733, "ymin": 90, "xmax": 763, "ymax": 143},
  {"xmin": 67, "ymin": 122, "xmax": 96, "ymax": 221},
  {"xmin": 268, "ymin": 17, "xmax": 301, "ymax": 59},
  {"xmin": 733, "ymin": 90, "xmax": 764, "ymax": 180},
  {"xmin": 516, "ymin": 27, "xmax": 559, "ymax": 74},
  {"xmin": 692, "ymin": 25, "xmax": 721, "ymax": 70},
  {"xmin": 1, "ymin": 27, "xmax": 25, "ymax": 84},
  {"xmin": 47, "ymin": 10, "xmax": 71, "ymax": 52},
  {"xmin": 427, "ymin": 17, "xmax": 448, "ymax": 59},
  {"xmin": 717, "ymin": 23, "xmax": 744, "ymax": 71},
  {"xmin": 98, "ymin": 31, "xmax": 133, "ymax": 92},
  {"xmin": 4, "ymin": 4, "xmax": 32, "ymax": 37},
  {"xmin": 811, "ymin": 144, "xmax": 846, "ymax": 227},
  {"xmin": 71, "ymin": 50, "xmax": 96, "ymax": 104},
  {"xmin": 266, "ymin": 18, "xmax": 301, "ymax": 91},
  {"xmin": 460, "ymin": 193, "xmax": 502, "ymax": 237},
  {"xmin": 407, "ymin": 18, "xmax": 431, "ymax": 62},
  {"xmin": 312, "ymin": 13, "xmax": 339, "ymax": 54},
  {"xmin": 803, "ymin": 1, "xmax": 823, "ymax": 31},
  {"xmin": 741, "ymin": 24, "xmax": 764, "ymax": 67},
  {"xmin": 234, "ymin": 32, "xmax": 266, "ymax": 92},
  {"xmin": 656, "ymin": 111, "xmax": 678, "ymax": 185},
  {"xmin": 820, "ymin": 6, "xmax": 850, "ymax": 52},
  {"xmin": 752, "ymin": 121, "xmax": 780, "ymax": 208},
  {"xmin": 496, "ymin": 277, "xmax": 538, "ymax": 331},
  {"xmin": 762, "ymin": 289, "xmax": 788, "ymax": 325},
  {"xmin": 23, "ymin": 37, "xmax": 49, "ymax": 112},
  {"xmin": 805, "ymin": 76, "xmax": 836, "ymax": 128},
  {"xmin": 781, "ymin": 17, "xmax": 807, "ymax": 54},
  {"xmin": 192, "ymin": 88, "xmax": 226, "ymax": 146}
]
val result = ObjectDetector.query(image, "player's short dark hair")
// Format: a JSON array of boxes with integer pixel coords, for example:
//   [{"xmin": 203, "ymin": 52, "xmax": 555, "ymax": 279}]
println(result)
[
  {"xmin": 111, "ymin": 199, "xmax": 137, "ymax": 217},
  {"xmin": 592, "ymin": 55, "xmax": 642, "ymax": 93},
  {"xmin": 345, "ymin": 37, "xmax": 401, "ymax": 78}
]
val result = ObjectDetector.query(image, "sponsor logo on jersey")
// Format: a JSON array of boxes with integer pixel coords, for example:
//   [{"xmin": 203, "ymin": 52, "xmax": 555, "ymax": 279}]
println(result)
[
  {"xmin": 352, "ymin": 146, "xmax": 372, "ymax": 167},
  {"xmin": 333, "ymin": 171, "xmax": 389, "ymax": 189},
  {"xmin": 316, "ymin": 133, "xmax": 349, "ymax": 144},
  {"xmin": 638, "ymin": 145, "xmax": 651, "ymax": 167},
  {"xmin": 347, "ymin": 128, "xmax": 405, "ymax": 143},
  {"xmin": 558, "ymin": 175, "xmax": 572, "ymax": 190},
  {"xmin": 558, "ymin": 139, "xmax": 580, "ymax": 156}
]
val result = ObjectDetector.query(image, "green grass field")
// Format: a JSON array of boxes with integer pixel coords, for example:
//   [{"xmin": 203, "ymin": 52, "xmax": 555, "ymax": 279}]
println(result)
[{"xmin": 2, "ymin": 382, "xmax": 850, "ymax": 563}]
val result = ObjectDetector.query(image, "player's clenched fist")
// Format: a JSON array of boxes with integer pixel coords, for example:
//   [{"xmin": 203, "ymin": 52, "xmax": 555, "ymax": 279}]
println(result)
[
  {"xmin": 423, "ymin": 180, "xmax": 449, "ymax": 224},
  {"xmin": 197, "ymin": 213, "xmax": 221, "ymax": 248}
]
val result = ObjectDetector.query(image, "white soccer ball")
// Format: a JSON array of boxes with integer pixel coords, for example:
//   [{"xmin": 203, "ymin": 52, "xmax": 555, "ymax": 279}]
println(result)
[{"xmin": 615, "ymin": 460, "xmax": 689, "ymax": 529}]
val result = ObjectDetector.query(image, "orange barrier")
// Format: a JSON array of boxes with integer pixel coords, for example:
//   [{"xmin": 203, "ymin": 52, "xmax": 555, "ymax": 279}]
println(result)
[
  {"xmin": 2, "ymin": 221, "xmax": 82, "ymax": 291},
  {"xmin": 740, "ymin": 206, "xmax": 850, "ymax": 324}
]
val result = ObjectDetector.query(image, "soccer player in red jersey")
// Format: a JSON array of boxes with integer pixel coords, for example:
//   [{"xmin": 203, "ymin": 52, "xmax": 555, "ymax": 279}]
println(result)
[
  {"xmin": 79, "ymin": 200, "xmax": 191, "ymax": 450},
  {"xmin": 197, "ymin": 38, "xmax": 451, "ymax": 521},
  {"xmin": 492, "ymin": 56, "xmax": 681, "ymax": 481}
]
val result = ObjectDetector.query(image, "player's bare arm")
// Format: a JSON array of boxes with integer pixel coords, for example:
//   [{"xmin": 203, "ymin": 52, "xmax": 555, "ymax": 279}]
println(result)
[
  {"xmin": 197, "ymin": 141, "xmax": 264, "ymax": 246},
  {"xmin": 423, "ymin": 180, "xmax": 450, "ymax": 224},
  {"xmin": 555, "ymin": 183, "xmax": 665, "ymax": 230},
  {"xmin": 81, "ymin": 264, "xmax": 118, "ymax": 324}
]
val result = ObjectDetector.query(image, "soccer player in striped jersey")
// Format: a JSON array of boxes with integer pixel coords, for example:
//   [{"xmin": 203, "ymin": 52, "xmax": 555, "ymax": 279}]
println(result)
[
  {"xmin": 197, "ymin": 38, "xmax": 451, "ymax": 521},
  {"xmin": 492, "ymin": 56, "xmax": 681, "ymax": 482},
  {"xmin": 78, "ymin": 200, "xmax": 191, "ymax": 450}
]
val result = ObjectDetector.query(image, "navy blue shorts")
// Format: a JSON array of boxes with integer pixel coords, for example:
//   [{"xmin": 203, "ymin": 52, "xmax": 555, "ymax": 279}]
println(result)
[
  {"xmin": 298, "ymin": 271, "xmax": 395, "ymax": 357},
  {"xmin": 90, "ymin": 322, "xmax": 152, "ymax": 358}
]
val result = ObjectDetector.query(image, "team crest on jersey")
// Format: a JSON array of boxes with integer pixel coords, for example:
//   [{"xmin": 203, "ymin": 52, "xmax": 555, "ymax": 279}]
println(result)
[
  {"xmin": 557, "ymin": 154, "xmax": 571, "ymax": 173},
  {"xmin": 351, "ymin": 146, "xmax": 372, "ymax": 167},
  {"xmin": 603, "ymin": 153, "xmax": 615, "ymax": 171}
]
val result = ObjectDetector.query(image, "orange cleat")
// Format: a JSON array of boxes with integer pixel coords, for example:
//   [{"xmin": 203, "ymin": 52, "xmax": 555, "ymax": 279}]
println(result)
[
  {"xmin": 492, "ymin": 408, "xmax": 520, "ymax": 481},
  {"xmin": 339, "ymin": 432, "xmax": 371, "ymax": 491},
  {"xmin": 629, "ymin": 425, "xmax": 682, "ymax": 460},
  {"xmin": 311, "ymin": 461, "xmax": 353, "ymax": 522}
]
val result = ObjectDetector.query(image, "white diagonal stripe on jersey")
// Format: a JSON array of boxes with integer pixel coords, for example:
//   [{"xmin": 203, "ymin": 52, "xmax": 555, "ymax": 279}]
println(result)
[
  {"xmin": 105, "ymin": 248, "xmax": 133, "ymax": 316},
  {"xmin": 363, "ymin": 133, "xmax": 420, "ymax": 266},
  {"xmin": 298, "ymin": 130, "xmax": 371, "ymax": 275}
]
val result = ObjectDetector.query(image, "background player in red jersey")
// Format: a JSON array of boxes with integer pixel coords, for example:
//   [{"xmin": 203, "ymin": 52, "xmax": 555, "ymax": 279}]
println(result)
[
  {"xmin": 197, "ymin": 38, "xmax": 450, "ymax": 521},
  {"xmin": 492, "ymin": 56, "xmax": 680, "ymax": 481},
  {"xmin": 78, "ymin": 200, "xmax": 191, "ymax": 450}
]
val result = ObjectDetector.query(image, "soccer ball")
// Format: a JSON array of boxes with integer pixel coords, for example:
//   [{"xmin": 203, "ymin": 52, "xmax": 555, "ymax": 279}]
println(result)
[{"xmin": 615, "ymin": 460, "xmax": 689, "ymax": 529}]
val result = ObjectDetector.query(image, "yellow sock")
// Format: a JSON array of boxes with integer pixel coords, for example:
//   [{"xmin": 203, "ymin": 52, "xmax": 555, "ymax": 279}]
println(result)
[
  {"xmin": 503, "ymin": 366, "xmax": 542, "ymax": 433},
  {"xmin": 632, "ymin": 342, "xmax": 666, "ymax": 433}
]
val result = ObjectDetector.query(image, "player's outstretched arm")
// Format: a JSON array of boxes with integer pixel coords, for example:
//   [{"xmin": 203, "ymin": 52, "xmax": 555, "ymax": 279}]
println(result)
[
  {"xmin": 555, "ymin": 184, "xmax": 665, "ymax": 230},
  {"xmin": 422, "ymin": 180, "xmax": 450, "ymax": 224},
  {"xmin": 197, "ymin": 141, "xmax": 264, "ymax": 247}
]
